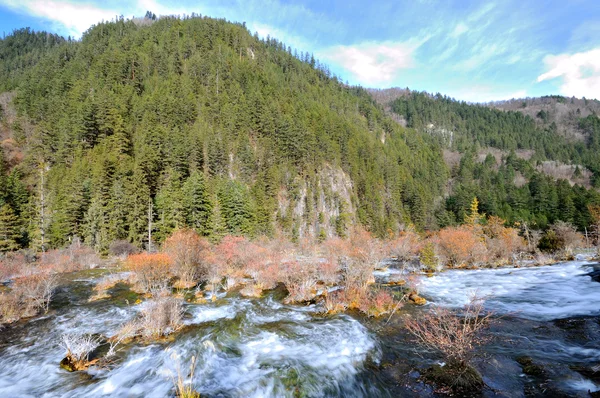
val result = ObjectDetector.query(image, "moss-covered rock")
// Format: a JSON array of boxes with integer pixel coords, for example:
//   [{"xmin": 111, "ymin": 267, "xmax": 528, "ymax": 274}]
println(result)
[
  {"xmin": 423, "ymin": 361, "xmax": 484, "ymax": 394},
  {"xmin": 516, "ymin": 356, "xmax": 545, "ymax": 377}
]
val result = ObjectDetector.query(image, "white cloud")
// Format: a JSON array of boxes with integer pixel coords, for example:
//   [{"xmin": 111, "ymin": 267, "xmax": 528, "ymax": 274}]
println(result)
[
  {"xmin": 0, "ymin": 0, "xmax": 117, "ymax": 36},
  {"xmin": 248, "ymin": 22, "xmax": 310, "ymax": 52},
  {"xmin": 537, "ymin": 48, "xmax": 600, "ymax": 99},
  {"xmin": 451, "ymin": 23, "xmax": 469, "ymax": 38},
  {"xmin": 0, "ymin": 0, "xmax": 190, "ymax": 37},
  {"xmin": 320, "ymin": 41, "xmax": 418, "ymax": 85}
]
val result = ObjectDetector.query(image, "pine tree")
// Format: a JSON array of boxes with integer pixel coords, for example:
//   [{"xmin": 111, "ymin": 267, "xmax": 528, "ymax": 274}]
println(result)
[
  {"xmin": 182, "ymin": 170, "xmax": 213, "ymax": 235},
  {"xmin": 0, "ymin": 204, "xmax": 20, "ymax": 251}
]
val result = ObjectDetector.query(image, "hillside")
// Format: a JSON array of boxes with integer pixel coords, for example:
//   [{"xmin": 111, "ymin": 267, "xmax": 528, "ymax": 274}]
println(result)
[
  {"xmin": 371, "ymin": 88, "xmax": 600, "ymax": 230},
  {"xmin": 0, "ymin": 16, "xmax": 448, "ymax": 252}
]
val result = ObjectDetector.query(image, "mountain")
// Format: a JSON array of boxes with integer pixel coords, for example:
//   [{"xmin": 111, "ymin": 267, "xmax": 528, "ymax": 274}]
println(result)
[
  {"xmin": 371, "ymin": 88, "xmax": 600, "ymax": 230},
  {"xmin": 0, "ymin": 15, "xmax": 448, "ymax": 252}
]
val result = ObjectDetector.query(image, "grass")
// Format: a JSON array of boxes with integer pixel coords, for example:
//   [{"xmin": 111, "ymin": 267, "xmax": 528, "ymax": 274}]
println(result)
[{"xmin": 173, "ymin": 356, "xmax": 201, "ymax": 398}]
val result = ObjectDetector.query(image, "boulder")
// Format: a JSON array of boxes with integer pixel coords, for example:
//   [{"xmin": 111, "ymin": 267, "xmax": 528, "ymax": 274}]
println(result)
[{"xmin": 408, "ymin": 292, "xmax": 427, "ymax": 305}]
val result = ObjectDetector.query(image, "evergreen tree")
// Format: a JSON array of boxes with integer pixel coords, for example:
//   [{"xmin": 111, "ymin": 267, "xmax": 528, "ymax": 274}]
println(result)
[{"xmin": 0, "ymin": 204, "xmax": 20, "ymax": 252}]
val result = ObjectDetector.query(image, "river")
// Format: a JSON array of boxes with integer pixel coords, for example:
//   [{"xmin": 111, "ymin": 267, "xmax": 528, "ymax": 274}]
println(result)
[{"xmin": 0, "ymin": 261, "xmax": 598, "ymax": 397}]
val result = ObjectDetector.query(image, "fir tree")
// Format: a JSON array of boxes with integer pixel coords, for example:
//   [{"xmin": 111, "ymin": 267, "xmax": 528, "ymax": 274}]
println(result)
[{"xmin": 0, "ymin": 204, "xmax": 20, "ymax": 251}]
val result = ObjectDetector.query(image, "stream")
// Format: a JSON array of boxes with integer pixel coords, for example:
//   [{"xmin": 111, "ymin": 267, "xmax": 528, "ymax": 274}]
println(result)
[{"xmin": 0, "ymin": 261, "xmax": 599, "ymax": 397}]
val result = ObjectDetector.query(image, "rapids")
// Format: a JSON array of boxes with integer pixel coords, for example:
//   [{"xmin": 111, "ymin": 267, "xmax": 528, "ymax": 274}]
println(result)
[{"xmin": 0, "ymin": 260, "xmax": 599, "ymax": 397}]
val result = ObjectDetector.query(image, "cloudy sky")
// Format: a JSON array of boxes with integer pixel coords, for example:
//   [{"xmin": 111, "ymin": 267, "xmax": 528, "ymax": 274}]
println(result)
[{"xmin": 1, "ymin": 0, "xmax": 599, "ymax": 102}]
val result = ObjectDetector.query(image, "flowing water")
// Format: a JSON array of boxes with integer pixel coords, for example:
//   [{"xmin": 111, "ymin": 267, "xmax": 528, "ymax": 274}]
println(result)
[{"xmin": 0, "ymin": 261, "xmax": 599, "ymax": 397}]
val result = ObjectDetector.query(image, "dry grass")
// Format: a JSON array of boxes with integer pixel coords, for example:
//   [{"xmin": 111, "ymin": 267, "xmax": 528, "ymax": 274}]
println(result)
[
  {"xmin": 172, "ymin": 356, "xmax": 201, "ymax": 398},
  {"xmin": 89, "ymin": 274, "xmax": 129, "ymax": 302},
  {"xmin": 116, "ymin": 295, "xmax": 185, "ymax": 341}
]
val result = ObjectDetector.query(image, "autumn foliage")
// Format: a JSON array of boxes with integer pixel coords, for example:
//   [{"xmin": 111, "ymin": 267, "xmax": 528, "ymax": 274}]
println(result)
[
  {"xmin": 126, "ymin": 253, "xmax": 173, "ymax": 293},
  {"xmin": 435, "ymin": 226, "xmax": 484, "ymax": 268}
]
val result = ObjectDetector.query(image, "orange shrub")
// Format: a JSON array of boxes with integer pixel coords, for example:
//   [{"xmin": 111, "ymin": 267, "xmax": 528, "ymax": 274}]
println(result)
[
  {"xmin": 435, "ymin": 226, "xmax": 486, "ymax": 267},
  {"xmin": 126, "ymin": 253, "xmax": 173, "ymax": 293},
  {"xmin": 164, "ymin": 229, "xmax": 210, "ymax": 288}
]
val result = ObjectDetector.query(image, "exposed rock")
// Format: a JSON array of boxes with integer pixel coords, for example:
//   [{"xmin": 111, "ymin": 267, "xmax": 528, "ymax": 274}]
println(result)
[
  {"xmin": 240, "ymin": 283, "xmax": 263, "ymax": 298},
  {"xmin": 383, "ymin": 279, "xmax": 406, "ymax": 287},
  {"xmin": 408, "ymin": 292, "xmax": 427, "ymax": 305},
  {"xmin": 424, "ymin": 362, "xmax": 484, "ymax": 394},
  {"xmin": 60, "ymin": 356, "xmax": 99, "ymax": 372},
  {"xmin": 516, "ymin": 356, "xmax": 545, "ymax": 377}
]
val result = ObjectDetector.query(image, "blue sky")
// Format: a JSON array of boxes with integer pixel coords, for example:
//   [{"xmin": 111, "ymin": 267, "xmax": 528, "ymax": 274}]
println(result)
[{"xmin": 1, "ymin": 0, "xmax": 599, "ymax": 102}]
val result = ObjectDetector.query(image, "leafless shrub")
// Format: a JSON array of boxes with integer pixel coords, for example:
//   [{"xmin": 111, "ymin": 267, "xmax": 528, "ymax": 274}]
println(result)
[
  {"xmin": 12, "ymin": 272, "xmax": 58, "ymax": 314},
  {"xmin": 141, "ymin": 296, "xmax": 185, "ymax": 338},
  {"xmin": 0, "ymin": 291, "xmax": 21, "ymax": 323},
  {"xmin": 404, "ymin": 297, "xmax": 493, "ymax": 367},
  {"xmin": 0, "ymin": 252, "xmax": 27, "ymax": 280},
  {"xmin": 60, "ymin": 333, "xmax": 102, "ymax": 371},
  {"xmin": 109, "ymin": 240, "xmax": 138, "ymax": 257},
  {"xmin": 317, "ymin": 259, "xmax": 340, "ymax": 286},
  {"xmin": 282, "ymin": 260, "xmax": 317, "ymax": 303},
  {"xmin": 551, "ymin": 221, "xmax": 584, "ymax": 255},
  {"xmin": 387, "ymin": 230, "xmax": 421, "ymax": 263},
  {"xmin": 117, "ymin": 296, "xmax": 185, "ymax": 340},
  {"xmin": 164, "ymin": 230, "xmax": 210, "ymax": 289}
]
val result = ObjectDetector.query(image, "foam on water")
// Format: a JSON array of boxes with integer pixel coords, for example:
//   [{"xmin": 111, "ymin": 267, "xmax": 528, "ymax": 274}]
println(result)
[
  {"xmin": 0, "ymin": 280, "xmax": 379, "ymax": 398},
  {"xmin": 418, "ymin": 261, "xmax": 600, "ymax": 321}
]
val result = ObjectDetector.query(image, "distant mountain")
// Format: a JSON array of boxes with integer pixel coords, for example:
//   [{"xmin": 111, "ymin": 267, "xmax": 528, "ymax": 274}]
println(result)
[{"xmin": 371, "ymin": 88, "xmax": 600, "ymax": 229}]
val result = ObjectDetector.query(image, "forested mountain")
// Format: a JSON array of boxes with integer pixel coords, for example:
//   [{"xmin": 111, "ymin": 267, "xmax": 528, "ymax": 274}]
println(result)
[
  {"xmin": 372, "ymin": 89, "xmax": 600, "ymax": 230},
  {"xmin": 0, "ymin": 15, "xmax": 448, "ymax": 252}
]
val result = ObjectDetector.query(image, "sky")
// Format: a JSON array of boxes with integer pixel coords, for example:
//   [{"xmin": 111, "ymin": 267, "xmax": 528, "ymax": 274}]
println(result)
[{"xmin": 1, "ymin": 0, "xmax": 599, "ymax": 102}]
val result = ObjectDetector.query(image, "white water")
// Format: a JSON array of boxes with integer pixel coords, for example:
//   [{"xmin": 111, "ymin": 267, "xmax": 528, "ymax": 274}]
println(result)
[
  {"xmin": 0, "ymin": 286, "xmax": 379, "ymax": 398},
  {"xmin": 418, "ymin": 261, "xmax": 600, "ymax": 321},
  {"xmin": 1, "ymin": 261, "xmax": 599, "ymax": 397}
]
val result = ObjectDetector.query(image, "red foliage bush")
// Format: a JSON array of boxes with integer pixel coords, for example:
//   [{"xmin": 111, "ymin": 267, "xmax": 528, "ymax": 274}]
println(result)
[{"xmin": 357, "ymin": 289, "xmax": 399, "ymax": 317}]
